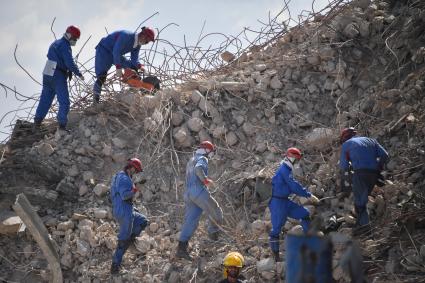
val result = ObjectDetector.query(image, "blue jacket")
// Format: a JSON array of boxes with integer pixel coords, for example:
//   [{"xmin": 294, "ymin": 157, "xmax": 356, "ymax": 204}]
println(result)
[
  {"xmin": 271, "ymin": 162, "xmax": 311, "ymax": 199},
  {"xmin": 47, "ymin": 37, "xmax": 81, "ymax": 76},
  {"xmin": 110, "ymin": 171, "xmax": 136, "ymax": 218},
  {"xmin": 340, "ymin": 136, "xmax": 389, "ymax": 171},
  {"xmin": 96, "ymin": 30, "xmax": 140, "ymax": 69},
  {"xmin": 185, "ymin": 154, "xmax": 208, "ymax": 197}
]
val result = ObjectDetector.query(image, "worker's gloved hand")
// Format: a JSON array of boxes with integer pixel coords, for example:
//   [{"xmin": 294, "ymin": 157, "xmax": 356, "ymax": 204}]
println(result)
[
  {"xmin": 203, "ymin": 178, "xmax": 214, "ymax": 188},
  {"xmin": 116, "ymin": 68, "xmax": 123, "ymax": 78},
  {"xmin": 137, "ymin": 63, "xmax": 145, "ymax": 72},
  {"xmin": 131, "ymin": 185, "xmax": 139, "ymax": 193},
  {"xmin": 309, "ymin": 194, "xmax": 320, "ymax": 205},
  {"xmin": 67, "ymin": 71, "xmax": 73, "ymax": 81}
]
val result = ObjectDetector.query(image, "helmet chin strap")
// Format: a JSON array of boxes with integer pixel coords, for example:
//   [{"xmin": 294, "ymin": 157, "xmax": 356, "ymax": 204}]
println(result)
[{"xmin": 287, "ymin": 156, "xmax": 297, "ymax": 164}]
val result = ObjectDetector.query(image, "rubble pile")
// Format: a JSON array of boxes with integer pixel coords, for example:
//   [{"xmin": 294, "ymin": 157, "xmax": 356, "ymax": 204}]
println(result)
[{"xmin": 1, "ymin": 0, "xmax": 425, "ymax": 282}]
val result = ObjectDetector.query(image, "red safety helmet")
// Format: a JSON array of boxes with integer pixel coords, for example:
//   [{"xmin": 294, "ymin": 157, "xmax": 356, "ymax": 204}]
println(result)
[
  {"xmin": 340, "ymin": 127, "xmax": 357, "ymax": 144},
  {"xmin": 66, "ymin": 25, "xmax": 81, "ymax": 39},
  {"xmin": 140, "ymin": 27, "xmax": 155, "ymax": 42},
  {"xmin": 127, "ymin": 158, "xmax": 143, "ymax": 173},
  {"xmin": 199, "ymin": 141, "xmax": 216, "ymax": 153},
  {"xmin": 286, "ymin": 147, "xmax": 302, "ymax": 160}
]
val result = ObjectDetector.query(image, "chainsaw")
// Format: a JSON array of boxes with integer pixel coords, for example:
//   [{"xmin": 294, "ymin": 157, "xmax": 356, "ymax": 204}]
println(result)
[{"xmin": 121, "ymin": 68, "xmax": 161, "ymax": 92}]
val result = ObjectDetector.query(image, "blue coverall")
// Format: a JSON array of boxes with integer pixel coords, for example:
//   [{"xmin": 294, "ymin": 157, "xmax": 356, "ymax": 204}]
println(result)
[
  {"xmin": 110, "ymin": 171, "xmax": 148, "ymax": 266},
  {"xmin": 179, "ymin": 153, "xmax": 223, "ymax": 242},
  {"xmin": 269, "ymin": 161, "xmax": 312, "ymax": 253},
  {"xmin": 340, "ymin": 136, "xmax": 389, "ymax": 226},
  {"xmin": 34, "ymin": 36, "xmax": 82, "ymax": 127},
  {"xmin": 93, "ymin": 30, "xmax": 141, "ymax": 99}
]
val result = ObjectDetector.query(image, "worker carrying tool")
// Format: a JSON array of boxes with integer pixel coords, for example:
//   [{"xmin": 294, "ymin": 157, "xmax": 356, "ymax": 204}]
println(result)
[
  {"xmin": 269, "ymin": 147, "xmax": 320, "ymax": 262},
  {"xmin": 109, "ymin": 158, "xmax": 149, "ymax": 274},
  {"xmin": 175, "ymin": 141, "xmax": 224, "ymax": 260},
  {"xmin": 339, "ymin": 127, "xmax": 389, "ymax": 232},
  {"xmin": 93, "ymin": 27, "xmax": 155, "ymax": 102},
  {"xmin": 219, "ymin": 252, "xmax": 246, "ymax": 283},
  {"xmin": 34, "ymin": 25, "xmax": 84, "ymax": 132}
]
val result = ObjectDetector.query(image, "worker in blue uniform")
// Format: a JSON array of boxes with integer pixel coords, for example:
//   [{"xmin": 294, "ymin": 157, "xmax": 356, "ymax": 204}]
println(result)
[
  {"xmin": 110, "ymin": 158, "xmax": 149, "ymax": 274},
  {"xmin": 176, "ymin": 141, "xmax": 224, "ymax": 260},
  {"xmin": 34, "ymin": 25, "xmax": 84, "ymax": 131},
  {"xmin": 269, "ymin": 147, "xmax": 319, "ymax": 262},
  {"xmin": 92, "ymin": 27, "xmax": 155, "ymax": 102},
  {"xmin": 339, "ymin": 127, "xmax": 389, "ymax": 230}
]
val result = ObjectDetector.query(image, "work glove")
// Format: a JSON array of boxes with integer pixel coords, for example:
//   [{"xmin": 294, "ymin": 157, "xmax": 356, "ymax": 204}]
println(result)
[
  {"xmin": 309, "ymin": 194, "xmax": 320, "ymax": 205},
  {"xmin": 203, "ymin": 178, "xmax": 214, "ymax": 188},
  {"xmin": 67, "ymin": 71, "xmax": 73, "ymax": 81},
  {"xmin": 131, "ymin": 185, "xmax": 139, "ymax": 193},
  {"xmin": 137, "ymin": 63, "xmax": 145, "ymax": 72},
  {"xmin": 116, "ymin": 68, "xmax": 123, "ymax": 78}
]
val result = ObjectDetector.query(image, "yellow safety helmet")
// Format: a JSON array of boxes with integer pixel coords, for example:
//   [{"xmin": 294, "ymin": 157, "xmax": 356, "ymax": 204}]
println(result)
[{"xmin": 223, "ymin": 252, "xmax": 244, "ymax": 277}]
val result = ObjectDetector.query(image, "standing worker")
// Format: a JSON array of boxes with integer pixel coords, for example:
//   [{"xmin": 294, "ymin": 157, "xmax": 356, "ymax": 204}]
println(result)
[
  {"xmin": 219, "ymin": 252, "xmax": 246, "ymax": 283},
  {"xmin": 110, "ymin": 158, "xmax": 149, "ymax": 274},
  {"xmin": 92, "ymin": 27, "xmax": 155, "ymax": 102},
  {"xmin": 176, "ymin": 141, "xmax": 224, "ymax": 260},
  {"xmin": 269, "ymin": 147, "xmax": 319, "ymax": 262},
  {"xmin": 339, "ymin": 127, "xmax": 389, "ymax": 232},
  {"xmin": 34, "ymin": 25, "xmax": 84, "ymax": 132}
]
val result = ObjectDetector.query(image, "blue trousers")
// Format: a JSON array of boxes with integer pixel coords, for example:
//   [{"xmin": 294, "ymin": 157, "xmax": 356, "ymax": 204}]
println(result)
[
  {"xmin": 352, "ymin": 170, "xmax": 378, "ymax": 226},
  {"xmin": 179, "ymin": 189, "xmax": 223, "ymax": 242},
  {"xmin": 112, "ymin": 210, "xmax": 148, "ymax": 266},
  {"xmin": 34, "ymin": 74, "xmax": 69, "ymax": 126},
  {"xmin": 93, "ymin": 46, "xmax": 113, "ymax": 98},
  {"xmin": 269, "ymin": 198, "xmax": 310, "ymax": 252}
]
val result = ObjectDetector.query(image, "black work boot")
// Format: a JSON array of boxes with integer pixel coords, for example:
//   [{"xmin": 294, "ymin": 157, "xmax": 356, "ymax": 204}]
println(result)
[
  {"xmin": 110, "ymin": 263, "xmax": 120, "ymax": 275},
  {"xmin": 175, "ymin": 241, "xmax": 192, "ymax": 260},
  {"xmin": 33, "ymin": 119, "xmax": 42, "ymax": 131},
  {"xmin": 273, "ymin": 251, "xmax": 281, "ymax": 262}
]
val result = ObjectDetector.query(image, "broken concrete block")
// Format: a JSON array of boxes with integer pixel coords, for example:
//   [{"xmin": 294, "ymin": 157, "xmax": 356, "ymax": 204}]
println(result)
[
  {"xmin": 0, "ymin": 214, "xmax": 24, "ymax": 235},
  {"xmin": 94, "ymin": 209, "xmax": 108, "ymax": 219},
  {"xmin": 173, "ymin": 127, "xmax": 189, "ymax": 144},
  {"xmin": 171, "ymin": 112, "xmax": 184, "ymax": 126},
  {"xmin": 242, "ymin": 122, "xmax": 256, "ymax": 136},
  {"xmin": 220, "ymin": 51, "xmax": 235, "ymax": 62},
  {"xmin": 257, "ymin": 258, "xmax": 275, "ymax": 273},
  {"xmin": 57, "ymin": 220, "xmax": 74, "ymax": 231},
  {"xmin": 305, "ymin": 128, "xmax": 335, "ymax": 149},
  {"xmin": 112, "ymin": 138, "xmax": 126, "ymax": 149},
  {"xmin": 191, "ymin": 90, "xmax": 203, "ymax": 104},
  {"xmin": 143, "ymin": 117, "xmax": 157, "ymax": 131},
  {"xmin": 36, "ymin": 143, "xmax": 55, "ymax": 157},
  {"xmin": 187, "ymin": 117, "xmax": 204, "ymax": 132},
  {"xmin": 254, "ymin": 64, "xmax": 267, "ymax": 72},
  {"xmin": 149, "ymin": 222, "xmax": 159, "ymax": 233},
  {"xmin": 79, "ymin": 184, "xmax": 89, "ymax": 196},
  {"xmin": 102, "ymin": 144, "xmax": 112, "ymax": 157},
  {"xmin": 225, "ymin": 131, "xmax": 238, "ymax": 146},
  {"xmin": 93, "ymin": 184, "xmax": 109, "ymax": 197},
  {"xmin": 135, "ymin": 234, "xmax": 156, "ymax": 254},
  {"xmin": 76, "ymin": 239, "xmax": 90, "ymax": 257},
  {"xmin": 68, "ymin": 165, "xmax": 79, "ymax": 177}
]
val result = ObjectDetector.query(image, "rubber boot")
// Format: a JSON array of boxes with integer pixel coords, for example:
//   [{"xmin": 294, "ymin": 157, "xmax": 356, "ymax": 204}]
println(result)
[
  {"xmin": 175, "ymin": 241, "xmax": 192, "ymax": 260},
  {"xmin": 273, "ymin": 251, "xmax": 281, "ymax": 262},
  {"xmin": 58, "ymin": 124, "xmax": 70, "ymax": 133}
]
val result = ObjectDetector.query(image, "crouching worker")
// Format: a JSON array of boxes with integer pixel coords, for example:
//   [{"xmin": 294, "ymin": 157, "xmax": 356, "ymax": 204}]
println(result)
[
  {"xmin": 219, "ymin": 252, "xmax": 246, "ymax": 283},
  {"xmin": 269, "ymin": 147, "xmax": 319, "ymax": 262},
  {"xmin": 110, "ymin": 158, "xmax": 149, "ymax": 274}
]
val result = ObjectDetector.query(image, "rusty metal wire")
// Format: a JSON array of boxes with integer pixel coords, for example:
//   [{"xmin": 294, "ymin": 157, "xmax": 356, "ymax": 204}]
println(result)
[{"xmin": 0, "ymin": 0, "xmax": 349, "ymax": 144}]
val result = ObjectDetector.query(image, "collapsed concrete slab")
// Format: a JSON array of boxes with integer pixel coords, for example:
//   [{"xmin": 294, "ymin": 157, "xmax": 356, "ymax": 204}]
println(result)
[{"xmin": 12, "ymin": 193, "xmax": 62, "ymax": 283}]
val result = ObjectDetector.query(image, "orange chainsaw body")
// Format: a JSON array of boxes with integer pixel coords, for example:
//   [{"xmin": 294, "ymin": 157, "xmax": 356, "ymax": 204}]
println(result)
[{"xmin": 122, "ymin": 68, "xmax": 155, "ymax": 91}]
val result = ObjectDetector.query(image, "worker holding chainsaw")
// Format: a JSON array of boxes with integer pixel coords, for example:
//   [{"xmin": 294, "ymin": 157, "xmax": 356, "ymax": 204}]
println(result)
[
  {"xmin": 175, "ymin": 141, "xmax": 224, "ymax": 260},
  {"xmin": 109, "ymin": 158, "xmax": 149, "ymax": 274},
  {"xmin": 269, "ymin": 147, "xmax": 320, "ymax": 262},
  {"xmin": 92, "ymin": 27, "xmax": 155, "ymax": 103},
  {"xmin": 339, "ymin": 127, "xmax": 389, "ymax": 232},
  {"xmin": 34, "ymin": 25, "xmax": 84, "ymax": 132}
]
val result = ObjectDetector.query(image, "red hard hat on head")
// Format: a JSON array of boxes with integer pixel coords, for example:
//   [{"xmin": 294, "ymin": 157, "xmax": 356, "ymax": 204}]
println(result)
[
  {"xmin": 340, "ymin": 127, "xmax": 357, "ymax": 144},
  {"xmin": 127, "ymin": 158, "xmax": 143, "ymax": 173},
  {"xmin": 66, "ymin": 25, "xmax": 81, "ymax": 39},
  {"xmin": 140, "ymin": 27, "xmax": 155, "ymax": 42},
  {"xmin": 286, "ymin": 147, "xmax": 302, "ymax": 160},
  {"xmin": 199, "ymin": 141, "xmax": 216, "ymax": 152}
]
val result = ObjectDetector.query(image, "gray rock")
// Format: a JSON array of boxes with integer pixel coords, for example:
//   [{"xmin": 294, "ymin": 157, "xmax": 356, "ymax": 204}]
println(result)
[
  {"xmin": 242, "ymin": 122, "xmax": 256, "ymax": 136},
  {"xmin": 94, "ymin": 209, "xmax": 108, "ymax": 219},
  {"xmin": 270, "ymin": 76, "xmax": 283, "ymax": 90},
  {"xmin": 225, "ymin": 131, "xmax": 238, "ymax": 146},
  {"xmin": 57, "ymin": 220, "xmax": 74, "ymax": 231},
  {"xmin": 112, "ymin": 137, "xmax": 126, "ymax": 149},
  {"xmin": 191, "ymin": 90, "xmax": 204, "ymax": 104},
  {"xmin": 254, "ymin": 64, "xmax": 267, "ymax": 72},
  {"xmin": 36, "ymin": 143, "xmax": 55, "ymax": 156},
  {"xmin": 76, "ymin": 239, "xmax": 90, "ymax": 257},
  {"xmin": 187, "ymin": 117, "xmax": 204, "ymax": 132},
  {"xmin": 171, "ymin": 112, "xmax": 184, "ymax": 126},
  {"xmin": 93, "ymin": 184, "xmax": 109, "ymax": 197},
  {"xmin": 257, "ymin": 258, "xmax": 275, "ymax": 273}
]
